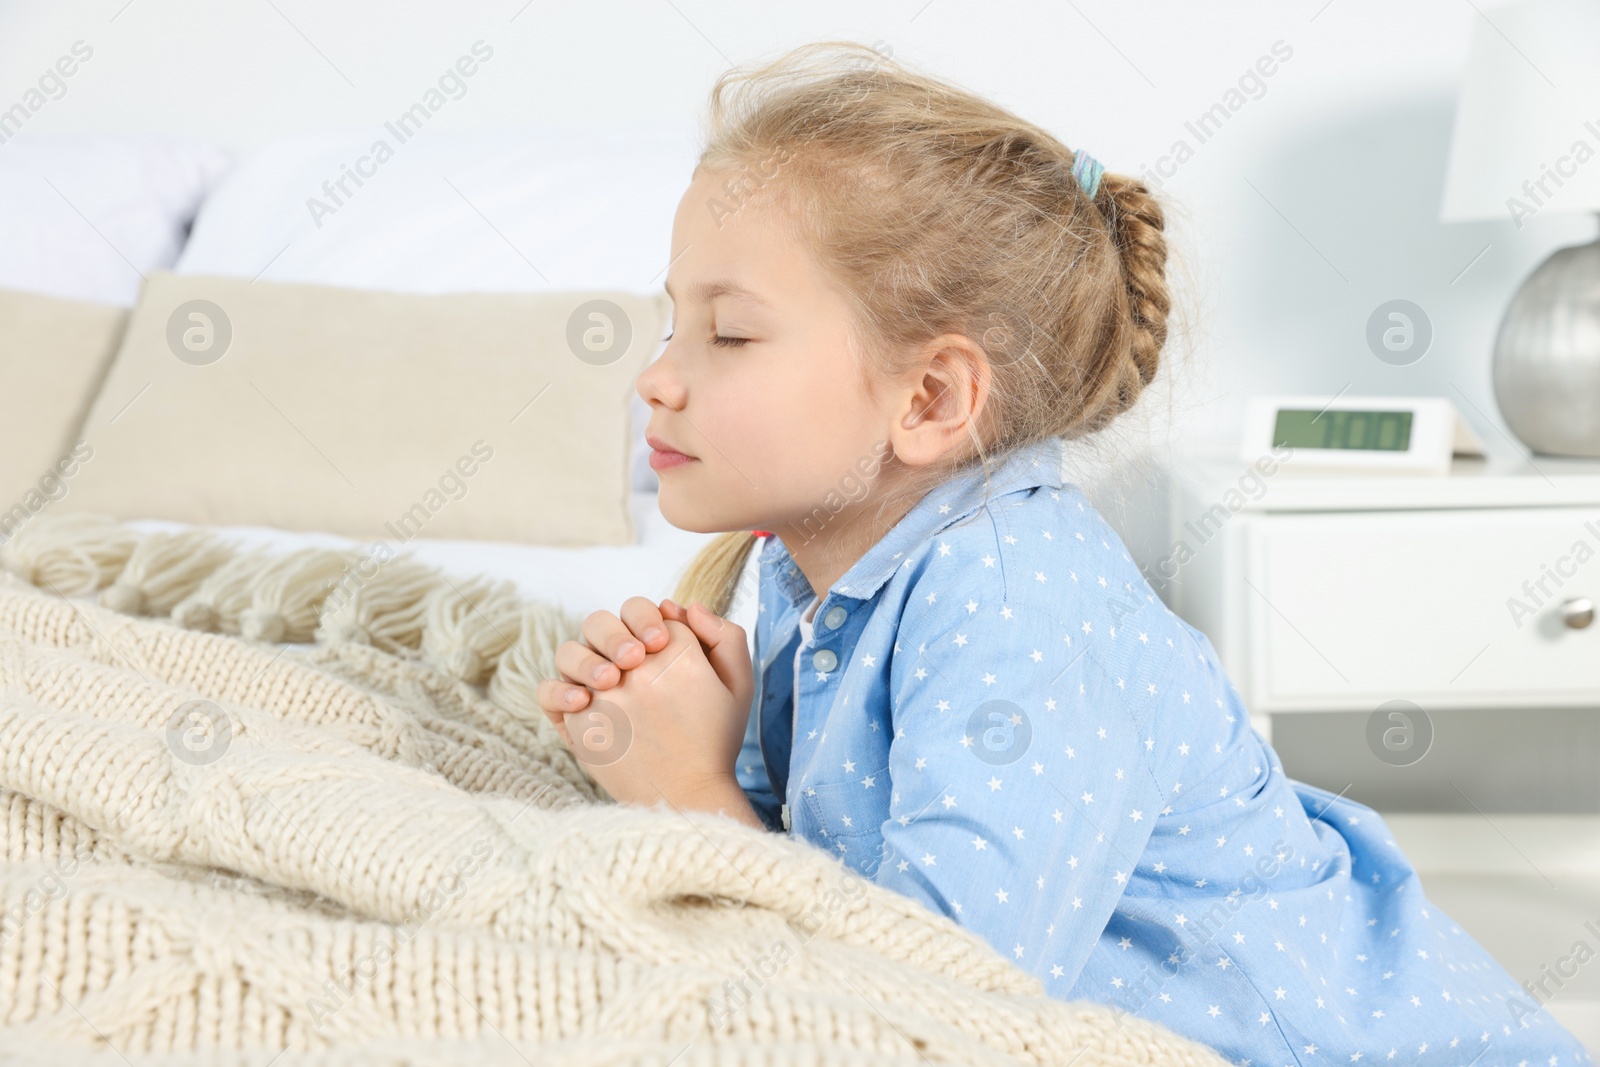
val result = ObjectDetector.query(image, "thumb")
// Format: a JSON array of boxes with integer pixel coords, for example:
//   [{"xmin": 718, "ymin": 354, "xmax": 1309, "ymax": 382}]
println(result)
[{"xmin": 681, "ymin": 601, "xmax": 753, "ymax": 706}]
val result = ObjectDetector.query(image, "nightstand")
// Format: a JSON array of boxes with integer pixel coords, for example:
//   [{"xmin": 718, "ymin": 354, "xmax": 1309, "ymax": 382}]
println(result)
[{"xmin": 1160, "ymin": 445, "xmax": 1600, "ymax": 744}]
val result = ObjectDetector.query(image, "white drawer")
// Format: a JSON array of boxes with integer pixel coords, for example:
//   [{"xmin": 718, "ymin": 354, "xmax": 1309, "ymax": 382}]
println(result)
[{"xmin": 1249, "ymin": 508, "xmax": 1600, "ymax": 710}]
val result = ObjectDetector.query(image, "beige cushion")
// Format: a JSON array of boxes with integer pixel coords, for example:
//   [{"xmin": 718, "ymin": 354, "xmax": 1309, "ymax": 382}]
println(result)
[
  {"xmin": 62, "ymin": 272, "xmax": 669, "ymax": 545},
  {"xmin": 0, "ymin": 289, "xmax": 128, "ymax": 536}
]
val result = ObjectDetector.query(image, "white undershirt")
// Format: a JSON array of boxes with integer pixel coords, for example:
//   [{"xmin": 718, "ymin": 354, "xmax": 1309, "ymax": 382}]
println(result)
[
  {"xmin": 793, "ymin": 593, "xmax": 820, "ymax": 737},
  {"xmin": 798, "ymin": 594, "xmax": 820, "ymax": 644}
]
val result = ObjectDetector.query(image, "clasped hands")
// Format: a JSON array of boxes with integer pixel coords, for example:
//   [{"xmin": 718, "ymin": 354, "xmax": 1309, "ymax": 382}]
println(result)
[{"xmin": 535, "ymin": 596, "xmax": 754, "ymax": 811}]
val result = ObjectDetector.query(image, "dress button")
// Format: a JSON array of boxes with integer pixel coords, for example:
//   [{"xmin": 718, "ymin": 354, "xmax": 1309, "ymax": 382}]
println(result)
[
  {"xmin": 823, "ymin": 605, "xmax": 848, "ymax": 630},
  {"xmin": 812, "ymin": 648, "xmax": 838, "ymax": 673}
]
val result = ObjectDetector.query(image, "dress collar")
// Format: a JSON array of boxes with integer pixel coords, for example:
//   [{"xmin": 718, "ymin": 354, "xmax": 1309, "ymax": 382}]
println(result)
[{"xmin": 759, "ymin": 435, "xmax": 1068, "ymax": 609}]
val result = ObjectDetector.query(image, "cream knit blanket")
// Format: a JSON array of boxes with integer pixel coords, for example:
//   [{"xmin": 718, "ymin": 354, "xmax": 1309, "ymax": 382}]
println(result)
[{"xmin": 0, "ymin": 522, "xmax": 1231, "ymax": 1066}]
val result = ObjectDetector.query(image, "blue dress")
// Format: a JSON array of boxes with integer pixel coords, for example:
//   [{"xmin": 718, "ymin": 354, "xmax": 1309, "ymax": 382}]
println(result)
[{"xmin": 735, "ymin": 434, "xmax": 1590, "ymax": 1066}]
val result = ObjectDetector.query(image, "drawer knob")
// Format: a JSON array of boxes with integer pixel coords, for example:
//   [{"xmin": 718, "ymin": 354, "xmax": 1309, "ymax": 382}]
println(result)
[{"xmin": 1561, "ymin": 597, "xmax": 1595, "ymax": 630}]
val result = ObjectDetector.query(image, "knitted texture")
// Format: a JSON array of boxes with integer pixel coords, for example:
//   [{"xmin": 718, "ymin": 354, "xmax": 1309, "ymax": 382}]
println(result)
[{"xmin": 0, "ymin": 574, "xmax": 1232, "ymax": 1066}]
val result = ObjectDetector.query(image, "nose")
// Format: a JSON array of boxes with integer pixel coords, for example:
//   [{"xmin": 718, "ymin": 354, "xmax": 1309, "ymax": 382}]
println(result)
[{"xmin": 636, "ymin": 343, "xmax": 685, "ymax": 411}]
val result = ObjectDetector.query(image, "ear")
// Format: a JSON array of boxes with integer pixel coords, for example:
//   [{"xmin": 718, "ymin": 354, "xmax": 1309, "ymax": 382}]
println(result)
[{"xmin": 886, "ymin": 333, "xmax": 992, "ymax": 469}]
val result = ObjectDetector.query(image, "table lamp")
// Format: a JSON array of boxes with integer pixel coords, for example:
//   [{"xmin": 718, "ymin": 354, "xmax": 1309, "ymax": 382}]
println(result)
[{"xmin": 1440, "ymin": 0, "xmax": 1600, "ymax": 456}]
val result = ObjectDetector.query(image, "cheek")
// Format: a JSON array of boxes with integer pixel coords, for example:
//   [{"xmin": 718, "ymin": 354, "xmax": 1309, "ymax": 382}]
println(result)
[
  {"xmin": 705, "ymin": 359, "xmax": 811, "ymax": 439},
  {"xmin": 761, "ymin": 343, "xmax": 862, "ymax": 421},
  {"xmin": 691, "ymin": 343, "xmax": 869, "ymax": 486}
]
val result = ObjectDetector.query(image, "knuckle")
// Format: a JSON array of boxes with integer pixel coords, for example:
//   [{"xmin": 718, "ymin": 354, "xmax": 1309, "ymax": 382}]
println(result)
[{"xmin": 621, "ymin": 594, "xmax": 656, "ymax": 616}]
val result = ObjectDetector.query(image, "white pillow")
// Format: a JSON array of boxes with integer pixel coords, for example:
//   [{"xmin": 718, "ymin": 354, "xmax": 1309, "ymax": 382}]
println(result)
[
  {"xmin": 0, "ymin": 135, "xmax": 234, "ymax": 306},
  {"xmin": 174, "ymin": 123, "xmax": 701, "ymax": 492}
]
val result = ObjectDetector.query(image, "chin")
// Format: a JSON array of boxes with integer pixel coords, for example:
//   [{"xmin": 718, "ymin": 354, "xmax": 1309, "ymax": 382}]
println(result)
[
  {"xmin": 654, "ymin": 488, "xmax": 719, "ymax": 535},
  {"xmin": 655, "ymin": 485, "xmax": 754, "ymax": 537}
]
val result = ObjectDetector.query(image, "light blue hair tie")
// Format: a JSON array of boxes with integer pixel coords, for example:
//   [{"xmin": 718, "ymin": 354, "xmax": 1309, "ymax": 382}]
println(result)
[{"xmin": 1070, "ymin": 149, "xmax": 1104, "ymax": 199}]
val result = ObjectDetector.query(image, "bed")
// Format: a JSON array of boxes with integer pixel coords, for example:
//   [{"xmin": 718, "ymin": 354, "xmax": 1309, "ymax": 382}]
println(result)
[{"xmin": 0, "ymin": 129, "xmax": 1225, "ymax": 1066}]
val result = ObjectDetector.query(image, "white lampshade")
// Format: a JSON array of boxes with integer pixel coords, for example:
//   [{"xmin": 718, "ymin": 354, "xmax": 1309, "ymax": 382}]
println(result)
[{"xmin": 1440, "ymin": 0, "xmax": 1600, "ymax": 223}]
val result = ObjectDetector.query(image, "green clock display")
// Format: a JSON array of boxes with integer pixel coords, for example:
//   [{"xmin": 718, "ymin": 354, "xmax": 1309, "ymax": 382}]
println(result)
[{"xmin": 1272, "ymin": 409, "xmax": 1413, "ymax": 451}]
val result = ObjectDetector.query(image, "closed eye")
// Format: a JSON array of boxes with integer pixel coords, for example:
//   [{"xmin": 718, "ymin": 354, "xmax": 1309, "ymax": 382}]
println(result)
[{"xmin": 661, "ymin": 331, "xmax": 750, "ymax": 348}]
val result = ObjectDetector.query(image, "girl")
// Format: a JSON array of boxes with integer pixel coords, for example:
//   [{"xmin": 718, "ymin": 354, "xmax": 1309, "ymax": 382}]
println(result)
[{"xmin": 536, "ymin": 41, "xmax": 1590, "ymax": 1067}]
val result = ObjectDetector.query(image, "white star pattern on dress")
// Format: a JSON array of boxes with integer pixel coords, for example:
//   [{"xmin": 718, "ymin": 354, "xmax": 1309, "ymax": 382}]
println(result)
[{"xmin": 727, "ymin": 436, "xmax": 1590, "ymax": 1067}]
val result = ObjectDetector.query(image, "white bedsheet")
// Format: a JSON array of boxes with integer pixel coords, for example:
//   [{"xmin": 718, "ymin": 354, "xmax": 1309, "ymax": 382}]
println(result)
[{"xmin": 124, "ymin": 491, "xmax": 763, "ymax": 641}]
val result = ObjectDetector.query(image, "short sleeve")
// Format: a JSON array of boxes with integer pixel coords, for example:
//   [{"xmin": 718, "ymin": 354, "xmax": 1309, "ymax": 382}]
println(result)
[{"xmin": 873, "ymin": 552, "xmax": 1169, "ymax": 990}]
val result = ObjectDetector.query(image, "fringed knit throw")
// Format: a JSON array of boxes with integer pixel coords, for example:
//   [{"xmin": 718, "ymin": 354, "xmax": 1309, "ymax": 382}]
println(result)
[{"xmin": 0, "ymin": 515, "xmax": 1230, "ymax": 1067}]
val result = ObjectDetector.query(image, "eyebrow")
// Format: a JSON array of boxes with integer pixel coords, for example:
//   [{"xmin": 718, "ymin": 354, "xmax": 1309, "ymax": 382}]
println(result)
[{"xmin": 663, "ymin": 277, "xmax": 770, "ymax": 307}]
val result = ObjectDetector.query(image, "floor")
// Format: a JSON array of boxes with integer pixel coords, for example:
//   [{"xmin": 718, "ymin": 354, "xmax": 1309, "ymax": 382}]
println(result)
[{"xmin": 1386, "ymin": 814, "xmax": 1600, "ymax": 1057}]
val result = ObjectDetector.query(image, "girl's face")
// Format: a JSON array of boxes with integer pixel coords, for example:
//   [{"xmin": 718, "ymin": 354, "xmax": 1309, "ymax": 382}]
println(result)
[{"xmin": 637, "ymin": 167, "xmax": 902, "ymax": 537}]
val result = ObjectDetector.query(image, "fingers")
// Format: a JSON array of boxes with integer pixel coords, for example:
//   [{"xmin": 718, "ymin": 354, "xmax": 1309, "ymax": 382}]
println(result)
[
  {"xmin": 530, "ymin": 678, "xmax": 584, "ymax": 751},
  {"xmin": 546, "ymin": 598, "xmax": 677, "ymax": 713},
  {"xmin": 555, "ymin": 636, "xmax": 622, "ymax": 690},
  {"xmin": 572, "ymin": 601, "xmax": 670, "ymax": 683},
  {"xmin": 675, "ymin": 601, "xmax": 752, "ymax": 703},
  {"xmin": 618, "ymin": 596, "xmax": 672, "ymax": 654},
  {"xmin": 551, "ymin": 710, "xmax": 574, "ymax": 749},
  {"xmin": 662, "ymin": 597, "xmax": 742, "ymax": 658},
  {"xmin": 537, "ymin": 676, "xmax": 591, "ymax": 721},
  {"xmin": 580, "ymin": 609, "xmax": 642, "ymax": 679},
  {"xmin": 679, "ymin": 601, "xmax": 744, "ymax": 650}
]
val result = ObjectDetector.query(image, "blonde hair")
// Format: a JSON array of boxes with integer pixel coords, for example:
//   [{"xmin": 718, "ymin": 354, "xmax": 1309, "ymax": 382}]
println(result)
[{"xmin": 670, "ymin": 40, "xmax": 1178, "ymax": 617}]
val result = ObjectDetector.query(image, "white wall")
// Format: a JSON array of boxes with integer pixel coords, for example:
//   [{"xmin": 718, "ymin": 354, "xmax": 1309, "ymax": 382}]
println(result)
[
  {"xmin": 3, "ymin": 0, "xmax": 1593, "ymax": 453},
  {"xmin": 3, "ymin": 0, "xmax": 1594, "ymax": 456}
]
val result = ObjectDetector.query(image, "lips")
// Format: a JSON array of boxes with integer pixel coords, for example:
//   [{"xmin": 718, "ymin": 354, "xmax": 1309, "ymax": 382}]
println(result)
[{"xmin": 645, "ymin": 432, "xmax": 697, "ymax": 471}]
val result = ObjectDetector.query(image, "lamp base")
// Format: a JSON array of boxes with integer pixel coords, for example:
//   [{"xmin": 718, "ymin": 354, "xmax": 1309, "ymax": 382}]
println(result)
[{"xmin": 1492, "ymin": 222, "xmax": 1600, "ymax": 457}]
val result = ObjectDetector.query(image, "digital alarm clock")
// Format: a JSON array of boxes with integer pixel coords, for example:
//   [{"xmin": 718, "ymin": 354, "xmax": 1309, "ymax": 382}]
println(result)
[{"xmin": 1240, "ymin": 395, "xmax": 1486, "ymax": 475}]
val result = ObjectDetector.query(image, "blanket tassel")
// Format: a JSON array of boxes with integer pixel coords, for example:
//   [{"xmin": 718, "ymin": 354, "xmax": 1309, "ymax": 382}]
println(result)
[
  {"xmin": 171, "ymin": 548, "xmax": 280, "ymax": 634},
  {"xmin": 421, "ymin": 575, "xmax": 523, "ymax": 686},
  {"xmin": 239, "ymin": 548, "xmax": 360, "ymax": 644},
  {"xmin": 487, "ymin": 600, "xmax": 584, "ymax": 717},
  {"xmin": 99, "ymin": 529, "xmax": 236, "ymax": 616},
  {"xmin": 316, "ymin": 552, "xmax": 441, "ymax": 655},
  {"xmin": 0, "ymin": 512, "xmax": 139, "ymax": 597}
]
